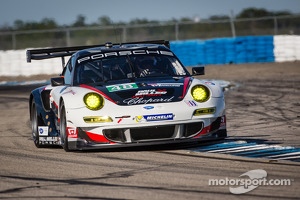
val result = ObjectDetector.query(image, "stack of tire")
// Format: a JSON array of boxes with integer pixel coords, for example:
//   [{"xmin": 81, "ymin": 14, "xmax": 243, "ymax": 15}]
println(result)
[
  {"xmin": 170, "ymin": 40, "xmax": 202, "ymax": 66},
  {"xmin": 235, "ymin": 36, "xmax": 274, "ymax": 64},
  {"xmin": 170, "ymin": 35, "xmax": 276, "ymax": 66},
  {"xmin": 274, "ymin": 35, "xmax": 300, "ymax": 62}
]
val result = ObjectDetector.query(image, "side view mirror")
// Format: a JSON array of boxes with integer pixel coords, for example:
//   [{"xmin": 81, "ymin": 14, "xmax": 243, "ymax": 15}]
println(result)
[
  {"xmin": 191, "ymin": 66, "xmax": 205, "ymax": 76},
  {"xmin": 51, "ymin": 77, "xmax": 65, "ymax": 86}
]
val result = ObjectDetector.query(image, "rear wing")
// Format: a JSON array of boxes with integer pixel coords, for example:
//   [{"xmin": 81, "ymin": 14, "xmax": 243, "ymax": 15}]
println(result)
[{"xmin": 26, "ymin": 40, "xmax": 170, "ymax": 67}]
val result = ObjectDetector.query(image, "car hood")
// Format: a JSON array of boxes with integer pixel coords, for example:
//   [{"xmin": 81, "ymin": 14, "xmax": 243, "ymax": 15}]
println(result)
[{"xmin": 81, "ymin": 77, "xmax": 193, "ymax": 106}]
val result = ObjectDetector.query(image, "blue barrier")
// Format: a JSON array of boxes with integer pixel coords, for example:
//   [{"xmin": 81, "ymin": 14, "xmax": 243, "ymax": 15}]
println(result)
[{"xmin": 170, "ymin": 36, "xmax": 275, "ymax": 66}]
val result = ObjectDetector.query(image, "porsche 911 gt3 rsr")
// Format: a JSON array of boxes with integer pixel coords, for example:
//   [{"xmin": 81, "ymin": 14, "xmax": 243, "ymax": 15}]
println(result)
[{"xmin": 27, "ymin": 40, "xmax": 227, "ymax": 151}]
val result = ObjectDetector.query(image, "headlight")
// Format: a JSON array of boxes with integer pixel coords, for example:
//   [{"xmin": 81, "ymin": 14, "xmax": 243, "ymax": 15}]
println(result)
[
  {"xmin": 83, "ymin": 93, "xmax": 104, "ymax": 110},
  {"xmin": 191, "ymin": 85, "xmax": 210, "ymax": 102},
  {"xmin": 83, "ymin": 116, "xmax": 113, "ymax": 123},
  {"xmin": 193, "ymin": 107, "xmax": 216, "ymax": 116}
]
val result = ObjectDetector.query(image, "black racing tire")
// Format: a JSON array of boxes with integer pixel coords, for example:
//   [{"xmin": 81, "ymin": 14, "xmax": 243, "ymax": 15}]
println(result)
[
  {"xmin": 30, "ymin": 99, "xmax": 43, "ymax": 148},
  {"xmin": 59, "ymin": 102, "xmax": 69, "ymax": 152}
]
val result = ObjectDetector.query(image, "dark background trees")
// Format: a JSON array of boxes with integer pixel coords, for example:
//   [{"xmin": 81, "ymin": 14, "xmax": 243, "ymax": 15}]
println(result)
[
  {"xmin": 0, "ymin": 8, "xmax": 298, "ymax": 50},
  {"xmin": 0, "ymin": 8, "xmax": 296, "ymax": 31}
]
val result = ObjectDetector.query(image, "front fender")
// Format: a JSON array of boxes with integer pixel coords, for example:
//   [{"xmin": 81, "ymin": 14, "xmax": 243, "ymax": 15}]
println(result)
[
  {"xmin": 51, "ymin": 86, "xmax": 96, "ymax": 112},
  {"xmin": 190, "ymin": 79, "xmax": 224, "ymax": 98}
]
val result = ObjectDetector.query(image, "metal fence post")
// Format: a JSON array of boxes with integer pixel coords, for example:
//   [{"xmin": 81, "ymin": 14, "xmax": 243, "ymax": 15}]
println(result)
[
  {"xmin": 230, "ymin": 10, "xmax": 236, "ymax": 38},
  {"xmin": 122, "ymin": 26, "xmax": 127, "ymax": 43},
  {"xmin": 66, "ymin": 29, "xmax": 71, "ymax": 46},
  {"xmin": 274, "ymin": 16, "xmax": 278, "ymax": 35},
  {"xmin": 12, "ymin": 32, "xmax": 16, "ymax": 49},
  {"xmin": 175, "ymin": 22, "xmax": 179, "ymax": 40}
]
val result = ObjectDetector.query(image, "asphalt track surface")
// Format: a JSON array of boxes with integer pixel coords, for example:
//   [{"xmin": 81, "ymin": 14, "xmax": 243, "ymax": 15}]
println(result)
[{"xmin": 0, "ymin": 63, "xmax": 299, "ymax": 199}]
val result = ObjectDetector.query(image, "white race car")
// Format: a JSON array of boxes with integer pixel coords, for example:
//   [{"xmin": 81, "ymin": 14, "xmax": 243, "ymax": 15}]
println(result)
[{"xmin": 28, "ymin": 40, "xmax": 226, "ymax": 151}]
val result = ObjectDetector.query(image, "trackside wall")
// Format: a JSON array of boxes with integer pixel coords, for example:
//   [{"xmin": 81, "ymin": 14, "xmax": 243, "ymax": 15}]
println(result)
[{"xmin": 0, "ymin": 35, "xmax": 299, "ymax": 77}]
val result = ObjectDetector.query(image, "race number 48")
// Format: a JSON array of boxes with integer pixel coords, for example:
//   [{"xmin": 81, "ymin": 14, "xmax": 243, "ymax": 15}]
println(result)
[{"xmin": 106, "ymin": 83, "xmax": 138, "ymax": 92}]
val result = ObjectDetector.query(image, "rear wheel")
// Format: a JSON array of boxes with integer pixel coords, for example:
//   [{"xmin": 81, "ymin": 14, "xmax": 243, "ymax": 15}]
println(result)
[
  {"xmin": 59, "ymin": 102, "xmax": 69, "ymax": 151},
  {"xmin": 30, "ymin": 99, "xmax": 43, "ymax": 148}
]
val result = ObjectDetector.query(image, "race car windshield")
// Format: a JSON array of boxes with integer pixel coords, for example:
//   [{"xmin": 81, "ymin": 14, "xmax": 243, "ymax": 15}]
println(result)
[
  {"xmin": 132, "ymin": 55, "xmax": 188, "ymax": 78},
  {"xmin": 74, "ymin": 54, "xmax": 188, "ymax": 85}
]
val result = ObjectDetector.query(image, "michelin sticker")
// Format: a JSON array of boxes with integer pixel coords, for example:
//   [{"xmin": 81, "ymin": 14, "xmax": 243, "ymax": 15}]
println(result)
[
  {"xmin": 135, "ymin": 113, "xmax": 174, "ymax": 122},
  {"xmin": 143, "ymin": 113, "xmax": 174, "ymax": 122}
]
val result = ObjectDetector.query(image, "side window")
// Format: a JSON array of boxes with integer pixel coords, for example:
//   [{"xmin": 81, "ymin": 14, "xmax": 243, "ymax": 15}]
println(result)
[{"xmin": 64, "ymin": 60, "xmax": 72, "ymax": 85}]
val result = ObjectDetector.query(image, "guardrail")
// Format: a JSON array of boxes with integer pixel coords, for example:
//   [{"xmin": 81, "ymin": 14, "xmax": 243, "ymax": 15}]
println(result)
[{"xmin": 0, "ymin": 35, "xmax": 299, "ymax": 77}]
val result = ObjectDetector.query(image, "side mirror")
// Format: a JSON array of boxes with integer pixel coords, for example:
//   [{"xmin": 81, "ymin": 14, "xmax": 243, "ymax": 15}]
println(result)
[
  {"xmin": 51, "ymin": 77, "xmax": 65, "ymax": 86},
  {"xmin": 191, "ymin": 66, "xmax": 205, "ymax": 76}
]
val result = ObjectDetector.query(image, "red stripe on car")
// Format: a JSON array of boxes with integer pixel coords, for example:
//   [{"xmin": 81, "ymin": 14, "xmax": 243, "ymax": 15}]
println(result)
[
  {"xmin": 86, "ymin": 131, "xmax": 115, "ymax": 144},
  {"xmin": 181, "ymin": 77, "xmax": 191, "ymax": 98}
]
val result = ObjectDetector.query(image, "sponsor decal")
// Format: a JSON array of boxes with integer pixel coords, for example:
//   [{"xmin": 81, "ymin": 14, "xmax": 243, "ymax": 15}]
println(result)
[
  {"xmin": 134, "ymin": 89, "xmax": 167, "ymax": 97},
  {"xmin": 143, "ymin": 106, "xmax": 154, "ymax": 110},
  {"xmin": 115, "ymin": 115, "xmax": 131, "ymax": 118},
  {"xmin": 220, "ymin": 115, "xmax": 226, "ymax": 127},
  {"xmin": 39, "ymin": 137, "xmax": 59, "ymax": 145},
  {"xmin": 106, "ymin": 83, "xmax": 138, "ymax": 92},
  {"xmin": 205, "ymin": 81, "xmax": 216, "ymax": 85},
  {"xmin": 185, "ymin": 100, "xmax": 197, "ymax": 107},
  {"xmin": 77, "ymin": 50, "xmax": 174, "ymax": 64},
  {"xmin": 148, "ymin": 83, "xmax": 183, "ymax": 87},
  {"xmin": 64, "ymin": 89, "xmax": 76, "ymax": 95},
  {"xmin": 135, "ymin": 115, "xmax": 144, "ymax": 122},
  {"xmin": 135, "ymin": 113, "xmax": 174, "ymax": 122},
  {"xmin": 115, "ymin": 115, "xmax": 131, "ymax": 123},
  {"xmin": 123, "ymin": 96, "xmax": 174, "ymax": 105},
  {"xmin": 67, "ymin": 128, "xmax": 78, "ymax": 138},
  {"xmin": 143, "ymin": 113, "xmax": 174, "ymax": 121},
  {"xmin": 38, "ymin": 126, "xmax": 48, "ymax": 136}
]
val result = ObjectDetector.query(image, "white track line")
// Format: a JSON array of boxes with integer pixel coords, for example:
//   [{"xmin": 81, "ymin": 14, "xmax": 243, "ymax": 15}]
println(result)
[
  {"xmin": 274, "ymin": 155, "xmax": 300, "ymax": 160},
  {"xmin": 218, "ymin": 145, "xmax": 283, "ymax": 154},
  {"xmin": 267, "ymin": 151, "xmax": 300, "ymax": 158},
  {"xmin": 207, "ymin": 144, "xmax": 266, "ymax": 153}
]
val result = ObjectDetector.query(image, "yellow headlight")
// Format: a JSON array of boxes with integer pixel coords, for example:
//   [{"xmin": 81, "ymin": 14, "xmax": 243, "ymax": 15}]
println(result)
[
  {"xmin": 193, "ymin": 107, "xmax": 216, "ymax": 116},
  {"xmin": 83, "ymin": 93, "xmax": 104, "ymax": 110},
  {"xmin": 83, "ymin": 116, "xmax": 113, "ymax": 123},
  {"xmin": 191, "ymin": 85, "xmax": 210, "ymax": 102}
]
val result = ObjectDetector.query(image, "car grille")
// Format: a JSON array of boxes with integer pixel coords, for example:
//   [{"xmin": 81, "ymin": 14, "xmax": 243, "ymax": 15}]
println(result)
[
  {"xmin": 131, "ymin": 126, "xmax": 175, "ymax": 141},
  {"xmin": 102, "ymin": 122, "xmax": 203, "ymax": 143}
]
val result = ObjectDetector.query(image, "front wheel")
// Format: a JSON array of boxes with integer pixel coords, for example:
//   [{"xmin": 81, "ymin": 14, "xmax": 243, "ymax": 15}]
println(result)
[{"xmin": 59, "ymin": 102, "xmax": 69, "ymax": 152}]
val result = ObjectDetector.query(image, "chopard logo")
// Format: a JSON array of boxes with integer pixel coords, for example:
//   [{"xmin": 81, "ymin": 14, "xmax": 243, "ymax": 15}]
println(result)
[{"xmin": 123, "ymin": 96, "xmax": 174, "ymax": 105}]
